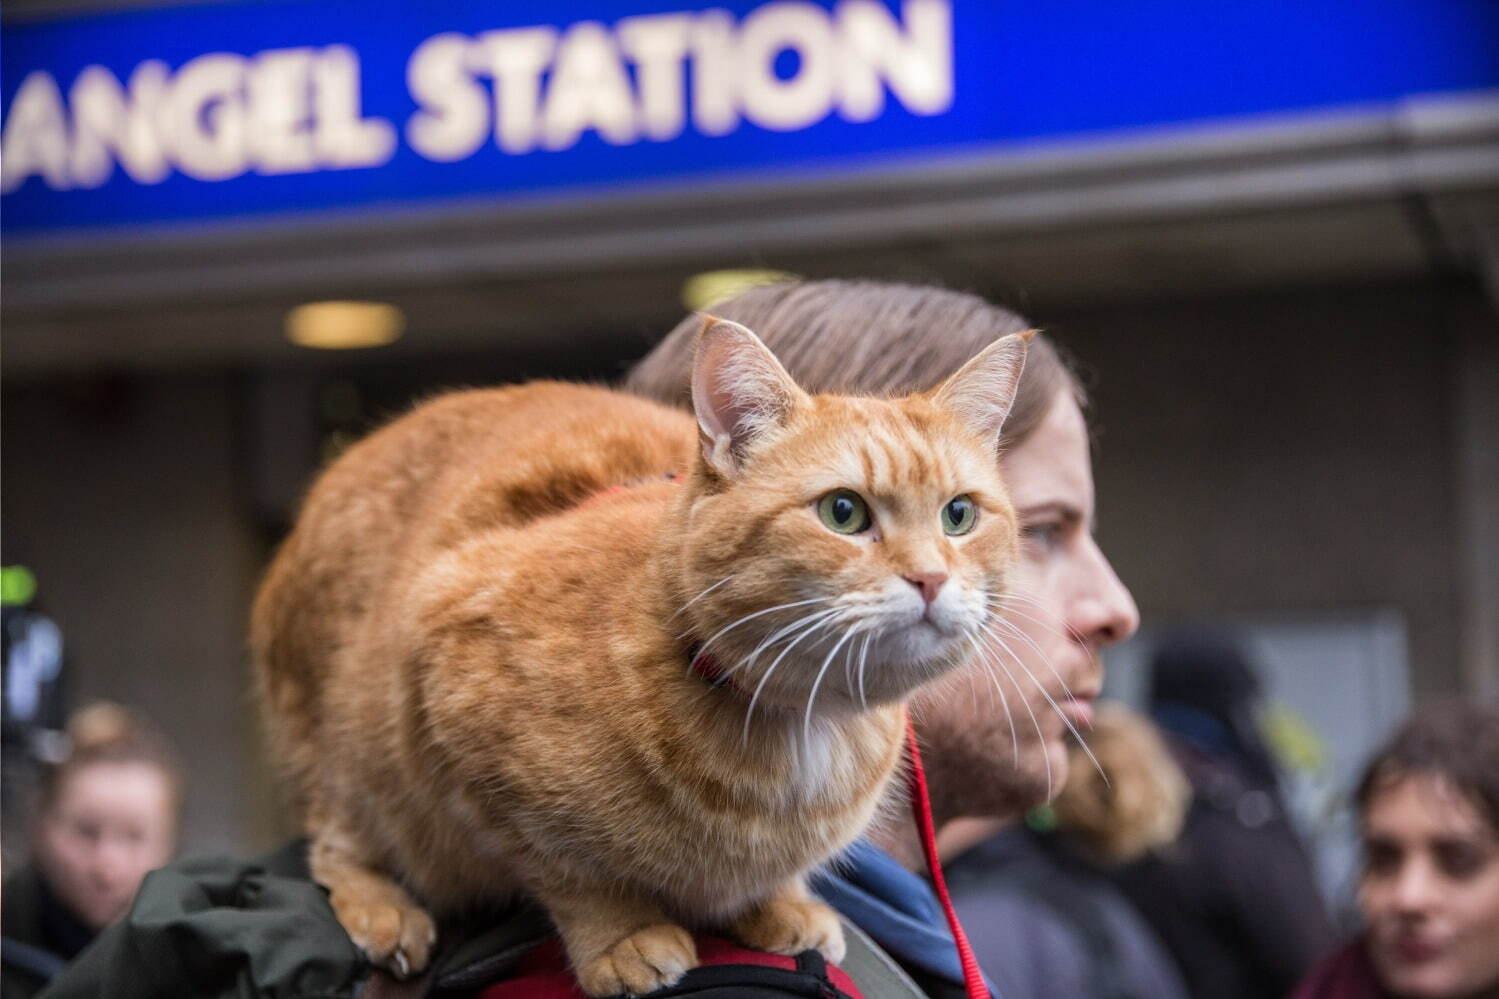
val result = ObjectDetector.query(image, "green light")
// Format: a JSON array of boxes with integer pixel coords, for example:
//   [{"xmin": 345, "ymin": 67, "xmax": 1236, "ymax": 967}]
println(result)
[
  {"xmin": 1024, "ymin": 804, "xmax": 1057, "ymax": 834},
  {"xmin": 1, "ymin": 565, "xmax": 38, "ymax": 607}
]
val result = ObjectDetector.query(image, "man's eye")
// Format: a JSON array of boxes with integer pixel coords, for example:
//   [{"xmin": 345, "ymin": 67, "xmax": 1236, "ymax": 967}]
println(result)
[{"xmin": 1021, "ymin": 523, "xmax": 1063, "ymax": 549}]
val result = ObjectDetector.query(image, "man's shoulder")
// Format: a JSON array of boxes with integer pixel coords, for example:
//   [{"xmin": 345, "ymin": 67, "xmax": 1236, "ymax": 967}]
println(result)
[{"xmin": 42, "ymin": 845, "xmax": 937, "ymax": 999}]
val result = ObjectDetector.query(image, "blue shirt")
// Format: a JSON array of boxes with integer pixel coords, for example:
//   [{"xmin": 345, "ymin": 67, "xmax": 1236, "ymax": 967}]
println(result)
[{"xmin": 812, "ymin": 839, "xmax": 1001, "ymax": 998}]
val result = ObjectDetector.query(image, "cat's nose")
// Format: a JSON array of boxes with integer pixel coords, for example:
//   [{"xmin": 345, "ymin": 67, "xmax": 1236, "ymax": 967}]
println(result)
[{"xmin": 902, "ymin": 571, "xmax": 949, "ymax": 605}]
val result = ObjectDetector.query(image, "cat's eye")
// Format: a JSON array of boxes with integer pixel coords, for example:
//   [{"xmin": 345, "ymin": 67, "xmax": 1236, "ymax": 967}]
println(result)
[
  {"xmin": 942, "ymin": 496, "xmax": 977, "ymax": 536},
  {"xmin": 817, "ymin": 490, "xmax": 871, "ymax": 535}
]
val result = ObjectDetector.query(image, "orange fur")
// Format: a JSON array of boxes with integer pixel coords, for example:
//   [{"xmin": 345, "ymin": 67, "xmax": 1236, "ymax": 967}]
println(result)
[{"xmin": 252, "ymin": 321, "xmax": 1028, "ymax": 994}]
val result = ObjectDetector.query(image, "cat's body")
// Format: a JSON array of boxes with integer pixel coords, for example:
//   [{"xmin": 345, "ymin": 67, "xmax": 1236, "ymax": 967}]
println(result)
[{"xmin": 253, "ymin": 322, "xmax": 1028, "ymax": 995}]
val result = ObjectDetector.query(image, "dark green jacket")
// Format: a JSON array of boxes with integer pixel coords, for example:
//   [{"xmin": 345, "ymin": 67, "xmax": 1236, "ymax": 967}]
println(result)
[{"xmin": 38, "ymin": 843, "xmax": 922, "ymax": 999}]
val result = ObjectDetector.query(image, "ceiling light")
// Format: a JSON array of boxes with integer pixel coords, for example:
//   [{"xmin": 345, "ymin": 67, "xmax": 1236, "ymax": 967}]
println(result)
[
  {"xmin": 286, "ymin": 301, "xmax": 405, "ymax": 350},
  {"xmin": 681, "ymin": 269, "xmax": 797, "ymax": 312}
]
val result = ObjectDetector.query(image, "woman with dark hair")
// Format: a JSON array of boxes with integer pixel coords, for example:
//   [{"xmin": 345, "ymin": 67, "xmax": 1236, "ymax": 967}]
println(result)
[{"xmin": 1292, "ymin": 704, "xmax": 1499, "ymax": 999}]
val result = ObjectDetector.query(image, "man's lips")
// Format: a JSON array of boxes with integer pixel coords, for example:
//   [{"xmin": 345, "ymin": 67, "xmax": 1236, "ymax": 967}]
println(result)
[{"xmin": 1060, "ymin": 690, "xmax": 1099, "ymax": 730}]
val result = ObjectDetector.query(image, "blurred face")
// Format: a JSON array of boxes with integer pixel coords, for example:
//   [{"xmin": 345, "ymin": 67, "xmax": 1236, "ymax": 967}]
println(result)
[
  {"xmin": 35, "ymin": 761, "xmax": 177, "ymax": 930},
  {"xmin": 1361, "ymin": 775, "xmax": 1499, "ymax": 999},
  {"xmin": 917, "ymin": 388, "xmax": 1139, "ymax": 817}
]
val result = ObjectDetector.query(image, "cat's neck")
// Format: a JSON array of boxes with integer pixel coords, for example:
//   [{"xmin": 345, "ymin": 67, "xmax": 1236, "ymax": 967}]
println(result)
[{"xmin": 661, "ymin": 635, "xmax": 903, "ymax": 804}]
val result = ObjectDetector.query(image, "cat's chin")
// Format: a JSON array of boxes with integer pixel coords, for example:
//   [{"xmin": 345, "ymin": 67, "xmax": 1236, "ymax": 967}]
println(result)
[
  {"xmin": 817, "ymin": 623, "xmax": 967, "ymax": 706},
  {"xmin": 885, "ymin": 618, "xmax": 965, "ymax": 663}
]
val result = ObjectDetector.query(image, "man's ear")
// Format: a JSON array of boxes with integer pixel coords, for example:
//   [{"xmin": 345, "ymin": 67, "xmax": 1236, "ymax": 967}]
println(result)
[
  {"xmin": 691, "ymin": 316, "xmax": 807, "ymax": 478},
  {"xmin": 929, "ymin": 331, "xmax": 1035, "ymax": 450}
]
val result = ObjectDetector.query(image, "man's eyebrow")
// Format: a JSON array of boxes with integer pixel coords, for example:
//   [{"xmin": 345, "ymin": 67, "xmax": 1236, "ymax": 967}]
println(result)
[
  {"xmin": 1019, "ymin": 501, "xmax": 1079, "ymax": 516},
  {"xmin": 1015, "ymin": 502, "xmax": 1085, "ymax": 526}
]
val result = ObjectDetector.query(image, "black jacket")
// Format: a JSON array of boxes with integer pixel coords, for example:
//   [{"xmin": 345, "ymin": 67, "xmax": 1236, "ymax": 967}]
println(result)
[
  {"xmin": 2, "ymin": 864, "xmax": 97, "ymax": 999},
  {"xmin": 1112, "ymin": 741, "xmax": 1335, "ymax": 999}
]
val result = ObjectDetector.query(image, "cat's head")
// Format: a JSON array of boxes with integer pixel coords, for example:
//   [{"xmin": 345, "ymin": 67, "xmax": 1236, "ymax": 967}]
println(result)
[{"xmin": 674, "ymin": 316, "xmax": 1030, "ymax": 717}]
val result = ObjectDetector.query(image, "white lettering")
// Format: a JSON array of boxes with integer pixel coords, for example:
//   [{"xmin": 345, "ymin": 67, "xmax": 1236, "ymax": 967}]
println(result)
[
  {"xmin": 406, "ymin": 33, "xmax": 488, "ymax": 162},
  {"xmin": 688, "ymin": 11, "xmax": 740, "ymax": 137},
  {"xmin": 738, "ymin": 3, "xmax": 837, "ymax": 132},
  {"xmin": 541, "ymin": 21, "xmax": 638, "ymax": 150},
  {"xmin": 470, "ymin": 27, "xmax": 555, "ymax": 154},
  {"xmin": 314, "ymin": 45, "xmax": 396, "ymax": 168},
  {"xmin": 1, "ymin": 71, "xmax": 72, "ymax": 192},
  {"xmin": 68, "ymin": 62, "xmax": 170, "ymax": 187},
  {"xmin": 248, "ymin": 48, "xmax": 317, "ymax": 174},
  {"xmin": 837, "ymin": 0, "xmax": 951, "ymax": 121},
  {"xmin": 1, "ymin": 0, "xmax": 957, "ymax": 195},
  {"xmin": 617, "ymin": 13, "xmax": 693, "ymax": 141},
  {"xmin": 161, "ymin": 53, "xmax": 249, "ymax": 181}
]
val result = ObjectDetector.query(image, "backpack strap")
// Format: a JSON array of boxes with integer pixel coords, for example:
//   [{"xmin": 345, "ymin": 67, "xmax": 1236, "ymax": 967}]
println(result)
[{"xmin": 835, "ymin": 918, "xmax": 928, "ymax": 999}]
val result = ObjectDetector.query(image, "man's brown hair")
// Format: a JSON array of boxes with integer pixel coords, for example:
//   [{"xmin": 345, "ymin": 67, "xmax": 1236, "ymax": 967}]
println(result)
[{"xmin": 625, "ymin": 280, "xmax": 1080, "ymax": 451}]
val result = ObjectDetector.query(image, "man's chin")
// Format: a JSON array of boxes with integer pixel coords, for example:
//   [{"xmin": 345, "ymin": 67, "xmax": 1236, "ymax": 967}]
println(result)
[
  {"xmin": 983, "ymin": 746, "xmax": 1068, "ymax": 814},
  {"xmin": 1036, "ymin": 740, "xmax": 1072, "ymax": 803}
]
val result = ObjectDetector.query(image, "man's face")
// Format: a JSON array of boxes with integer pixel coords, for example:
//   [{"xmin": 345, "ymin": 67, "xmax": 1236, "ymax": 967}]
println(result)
[{"xmin": 916, "ymin": 389, "xmax": 1139, "ymax": 817}]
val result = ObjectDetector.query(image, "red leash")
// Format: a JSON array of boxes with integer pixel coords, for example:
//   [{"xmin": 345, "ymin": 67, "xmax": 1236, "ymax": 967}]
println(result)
[{"xmin": 905, "ymin": 717, "xmax": 989, "ymax": 999}]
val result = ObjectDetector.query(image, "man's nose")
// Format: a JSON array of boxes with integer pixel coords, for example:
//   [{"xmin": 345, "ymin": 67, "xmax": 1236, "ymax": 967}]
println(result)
[
  {"xmin": 1071, "ymin": 536, "xmax": 1139, "ymax": 646},
  {"xmin": 903, "ymin": 571, "xmax": 949, "ymax": 605}
]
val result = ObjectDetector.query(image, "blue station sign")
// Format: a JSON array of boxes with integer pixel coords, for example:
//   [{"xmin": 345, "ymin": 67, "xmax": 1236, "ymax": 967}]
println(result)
[{"xmin": 3, "ymin": 0, "xmax": 1497, "ymax": 234}]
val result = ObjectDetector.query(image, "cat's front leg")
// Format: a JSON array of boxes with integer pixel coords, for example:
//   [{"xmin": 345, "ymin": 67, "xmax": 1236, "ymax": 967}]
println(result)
[
  {"xmin": 728, "ymin": 876, "xmax": 845, "ymax": 963},
  {"xmin": 536, "ymin": 885, "xmax": 697, "ymax": 997},
  {"xmin": 308, "ymin": 824, "xmax": 437, "ymax": 979}
]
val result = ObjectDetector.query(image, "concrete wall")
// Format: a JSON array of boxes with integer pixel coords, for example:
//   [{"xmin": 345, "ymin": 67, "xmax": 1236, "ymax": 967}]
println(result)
[
  {"xmin": 1046, "ymin": 280, "xmax": 1479, "ymax": 699},
  {"xmin": 2, "ymin": 374, "xmax": 263, "ymax": 856}
]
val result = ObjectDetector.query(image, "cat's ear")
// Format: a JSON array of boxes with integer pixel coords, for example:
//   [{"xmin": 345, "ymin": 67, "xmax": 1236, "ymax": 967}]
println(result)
[
  {"xmin": 929, "ymin": 331, "xmax": 1036, "ymax": 449},
  {"xmin": 692, "ymin": 316, "xmax": 807, "ymax": 478}
]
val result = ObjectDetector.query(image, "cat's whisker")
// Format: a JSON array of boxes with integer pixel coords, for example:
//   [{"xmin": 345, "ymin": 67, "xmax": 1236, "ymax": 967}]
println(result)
[
  {"xmin": 855, "ymin": 631, "xmax": 873, "ymax": 713},
  {"xmin": 975, "ymin": 629, "xmax": 1051, "ymax": 797},
  {"xmin": 731, "ymin": 607, "xmax": 842, "ymax": 679},
  {"xmin": 961, "ymin": 630, "xmax": 1019, "ymax": 765},
  {"xmin": 953, "ymin": 631, "xmax": 1016, "ymax": 766},
  {"xmin": 802, "ymin": 623, "xmax": 863, "ymax": 747},
  {"xmin": 991, "ymin": 591, "xmax": 1087, "ymax": 645},
  {"xmin": 672, "ymin": 575, "xmax": 737, "ymax": 620},
  {"xmin": 986, "ymin": 593, "xmax": 1099, "ymax": 730},
  {"xmin": 979, "ymin": 622, "xmax": 1106, "ymax": 786},
  {"xmin": 842, "ymin": 630, "xmax": 857, "ymax": 701},
  {"xmin": 741, "ymin": 610, "xmax": 848, "ymax": 745},
  {"xmin": 984, "ymin": 611, "xmax": 1079, "ymax": 705},
  {"xmin": 695, "ymin": 597, "xmax": 830, "ymax": 660},
  {"xmin": 718, "ymin": 608, "xmax": 850, "ymax": 711}
]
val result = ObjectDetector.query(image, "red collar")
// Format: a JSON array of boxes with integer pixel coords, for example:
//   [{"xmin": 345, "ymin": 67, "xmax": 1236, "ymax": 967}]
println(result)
[{"xmin": 687, "ymin": 644, "xmax": 739, "ymax": 693}]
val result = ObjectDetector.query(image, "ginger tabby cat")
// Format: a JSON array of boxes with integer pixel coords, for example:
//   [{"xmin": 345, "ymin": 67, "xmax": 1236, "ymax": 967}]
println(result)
[{"xmin": 252, "ymin": 318, "xmax": 1030, "ymax": 996}]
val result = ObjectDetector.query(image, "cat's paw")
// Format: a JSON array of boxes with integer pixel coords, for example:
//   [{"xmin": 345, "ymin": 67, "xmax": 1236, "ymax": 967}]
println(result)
[
  {"xmin": 731, "ymin": 896, "xmax": 845, "ymax": 964},
  {"xmin": 330, "ymin": 891, "xmax": 438, "ymax": 979},
  {"xmin": 576, "ymin": 923, "xmax": 697, "ymax": 997}
]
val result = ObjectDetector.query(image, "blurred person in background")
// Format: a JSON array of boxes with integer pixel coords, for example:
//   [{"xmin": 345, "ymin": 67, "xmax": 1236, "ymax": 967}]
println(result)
[
  {"xmin": 1113, "ymin": 632, "xmax": 1335, "ymax": 999},
  {"xmin": 633, "ymin": 279, "xmax": 1141, "ymax": 996},
  {"xmin": 1291, "ymin": 703, "xmax": 1499, "ymax": 999},
  {"xmin": 1, "ymin": 702, "xmax": 182, "ymax": 999},
  {"xmin": 938, "ymin": 701, "xmax": 1191, "ymax": 999}
]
